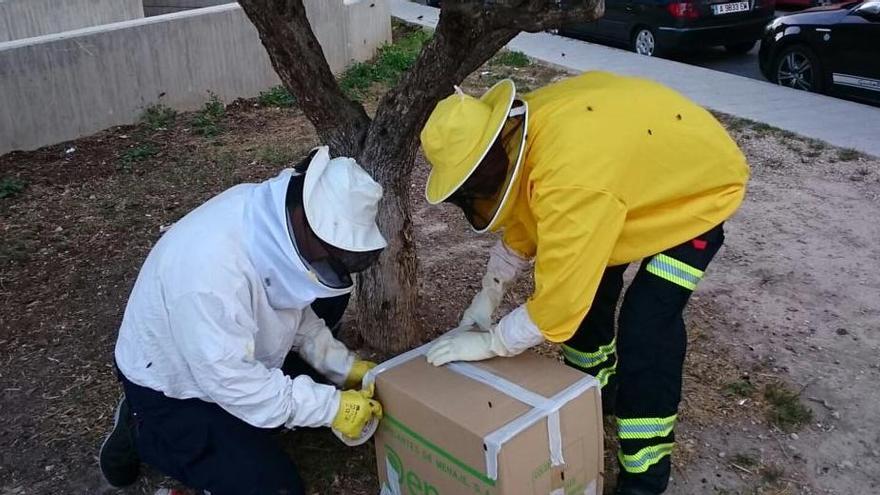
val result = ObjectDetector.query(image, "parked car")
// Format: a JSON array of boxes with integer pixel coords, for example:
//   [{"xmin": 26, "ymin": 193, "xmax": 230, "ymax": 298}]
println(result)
[
  {"xmin": 558, "ymin": 0, "xmax": 776, "ymax": 57},
  {"xmin": 759, "ymin": 1, "xmax": 880, "ymax": 105},
  {"xmin": 776, "ymin": 0, "xmax": 833, "ymax": 10}
]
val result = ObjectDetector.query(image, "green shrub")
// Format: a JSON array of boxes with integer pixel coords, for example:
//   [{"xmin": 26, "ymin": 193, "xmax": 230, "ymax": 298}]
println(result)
[
  {"xmin": 193, "ymin": 93, "xmax": 226, "ymax": 137},
  {"xmin": 722, "ymin": 380, "xmax": 756, "ymax": 398},
  {"xmin": 258, "ymin": 86, "xmax": 296, "ymax": 108},
  {"xmin": 0, "ymin": 177, "xmax": 27, "ymax": 199},
  {"xmin": 339, "ymin": 29, "xmax": 431, "ymax": 100},
  {"xmin": 492, "ymin": 50, "xmax": 531, "ymax": 67},
  {"xmin": 764, "ymin": 382, "xmax": 812, "ymax": 431},
  {"xmin": 140, "ymin": 104, "xmax": 177, "ymax": 130},
  {"xmin": 119, "ymin": 144, "xmax": 158, "ymax": 168}
]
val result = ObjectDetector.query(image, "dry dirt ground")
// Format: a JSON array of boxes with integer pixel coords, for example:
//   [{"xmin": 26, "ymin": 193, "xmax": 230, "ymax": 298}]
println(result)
[{"xmin": 2, "ymin": 53, "xmax": 879, "ymax": 495}]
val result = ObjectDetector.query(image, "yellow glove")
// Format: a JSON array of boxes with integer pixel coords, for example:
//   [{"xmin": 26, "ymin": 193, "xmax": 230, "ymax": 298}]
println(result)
[
  {"xmin": 343, "ymin": 360, "xmax": 377, "ymax": 390},
  {"xmin": 331, "ymin": 384, "xmax": 383, "ymax": 440}
]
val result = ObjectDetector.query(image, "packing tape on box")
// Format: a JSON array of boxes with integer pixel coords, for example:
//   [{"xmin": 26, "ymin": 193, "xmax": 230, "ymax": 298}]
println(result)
[{"xmin": 365, "ymin": 333, "xmax": 599, "ymax": 482}]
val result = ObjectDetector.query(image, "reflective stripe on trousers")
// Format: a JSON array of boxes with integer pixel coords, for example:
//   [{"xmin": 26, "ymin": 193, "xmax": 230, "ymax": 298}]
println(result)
[
  {"xmin": 561, "ymin": 338, "xmax": 616, "ymax": 369},
  {"xmin": 562, "ymin": 339, "xmax": 617, "ymax": 389},
  {"xmin": 617, "ymin": 415, "xmax": 677, "ymax": 440},
  {"xmin": 645, "ymin": 254, "xmax": 704, "ymax": 290},
  {"xmin": 618, "ymin": 443, "xmax": 675, "ymax": 474}
]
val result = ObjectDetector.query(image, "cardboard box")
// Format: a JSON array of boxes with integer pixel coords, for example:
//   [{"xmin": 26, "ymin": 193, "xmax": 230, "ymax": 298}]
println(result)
[{"xmin": 371, "ymin": 350, "xmax": 604, "ymax": 495}]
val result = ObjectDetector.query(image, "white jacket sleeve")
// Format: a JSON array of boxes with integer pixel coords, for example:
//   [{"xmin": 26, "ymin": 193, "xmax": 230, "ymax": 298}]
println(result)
[
  {"xmin": 168, "ymin": 292, "xmax": 340, "ymax": 429},
  {"xmin": 292, "ymin": 307, "xmax": 356, "ymax": 388}
]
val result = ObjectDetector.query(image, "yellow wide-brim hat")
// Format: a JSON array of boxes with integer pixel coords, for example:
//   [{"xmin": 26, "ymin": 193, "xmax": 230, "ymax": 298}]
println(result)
[{"xmin": 421, "ymin": 79, "xmax": 516, "ymax": 204}]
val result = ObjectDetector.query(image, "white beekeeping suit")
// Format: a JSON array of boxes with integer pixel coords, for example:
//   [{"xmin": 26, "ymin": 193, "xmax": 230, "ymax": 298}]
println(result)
[{"xmin": 115, "ymin": 147, "xmax": 386, "ymax": 430}]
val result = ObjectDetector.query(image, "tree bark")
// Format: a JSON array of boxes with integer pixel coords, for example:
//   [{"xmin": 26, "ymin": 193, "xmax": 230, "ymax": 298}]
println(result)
[{"xmin": 353, "ymin": 145, "xmax": 420, "ymax": 352}]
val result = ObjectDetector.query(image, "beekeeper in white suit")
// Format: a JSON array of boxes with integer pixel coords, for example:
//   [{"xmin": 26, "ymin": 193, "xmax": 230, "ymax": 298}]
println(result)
[{"xmin": 99, "ymin": 147, "xmax": 386, "ymax": 495}]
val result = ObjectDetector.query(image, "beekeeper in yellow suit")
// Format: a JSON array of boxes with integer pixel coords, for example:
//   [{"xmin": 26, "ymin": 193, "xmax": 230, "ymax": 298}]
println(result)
[{"xmin": 421, "ymin": 72, "xmax": 748, "ymax": 495}]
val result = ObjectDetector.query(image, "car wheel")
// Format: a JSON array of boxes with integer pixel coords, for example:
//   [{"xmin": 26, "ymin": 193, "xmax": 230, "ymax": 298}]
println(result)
[
  {"xmin": 772, "ymin": 44, "xmax": 824, "ymax": 93},
  {"xmin": 725, "ymin": 41, "xmax": 756, "ymax": 55},
  {"xmin": 632, "ymin": 27, "xmax": 660, "ymax": 57}
]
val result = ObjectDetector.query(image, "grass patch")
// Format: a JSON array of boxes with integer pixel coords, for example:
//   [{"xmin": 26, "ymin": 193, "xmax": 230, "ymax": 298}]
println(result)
[
  {"xmin": 119, "ymin": 144, "xmax": 158, "ymax": 169},
  {"xmin": 760, "ymin": 463, "xmax": 785, "ymax": 484},
  {"xmin": 763, "ymin": 382, "xmax": 812, "ymax": 431},
  {"xmin": 751, "ymin": 122, "xmax": 775, "ymax": 134},
  {"xmin": 140, "ymin": 104, "xmax": 177, "ymax": 130},
  {"xmin": 732, "ymin": 453, "xmax": 758, "ymax": 468},
  {"xmin": 258, "ymin": 86, "xmax": 296, "ymax": 108},
  {"xmin": 192, "ymin": 93, "xmax": 226, "ymax": 137},
  {"xmin": 256, "ymin": 145, "xmax": 300, "ymax": 166},
  {"xmin": 837, "ymin": 148, "xmax": 862, "ymax": 162},
  {"xmin": 0, "ymin": 176, "xmax": 27, "ymax": 199},
  {"xmin": 492, "ymin": 50, "xmax": 531, "ymax": 68},
  {"xmin": 776, "ymin": 129, "xmax": 799, "ymax": 140},
  {"xmin": 339, "ymin": 29, "xmax": 431, "ymax": 100},
  {"xmin": 722, "ymin": 380, "xmax": 756, "ymax": 398},
  {"xmin": 783, "ymin": 139, "xmax": 802, "ymax": 154},
  {"xmin": 724, "ymin": 118, "xmax": 750, "ymax": 132}
]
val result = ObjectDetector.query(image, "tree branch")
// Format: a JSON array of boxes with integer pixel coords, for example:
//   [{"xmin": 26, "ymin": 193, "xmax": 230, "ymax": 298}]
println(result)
[
  {"xmin": 361, "ymin": 9, "xmax": 517, "ymax": 181},
  {"xmin": 238, "ymin": 0, "xmax": 370, "ymax": 156}
]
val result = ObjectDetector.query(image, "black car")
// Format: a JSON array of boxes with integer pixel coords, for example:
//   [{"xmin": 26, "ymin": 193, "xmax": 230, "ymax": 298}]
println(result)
[
  {"xmin": 558, "ymin": 0, "xmax": 776, "ymax": 57},
  {"xmin": 759, "ymin": 1, "xmax": 880, "ymax": 105}
]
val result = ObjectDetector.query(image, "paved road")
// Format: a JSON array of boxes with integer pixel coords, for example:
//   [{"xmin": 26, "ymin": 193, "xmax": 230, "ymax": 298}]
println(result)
[
  {"xmin": 675, "ymin": 10, "xmax": 795, "ymax": 82},
  {"xmin": 675, "ymin": 45, "xmax": 764, "ymax": 81}
]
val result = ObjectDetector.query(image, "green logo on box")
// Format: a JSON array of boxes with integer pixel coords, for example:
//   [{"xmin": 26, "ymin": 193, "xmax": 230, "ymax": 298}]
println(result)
[{"xmin": 386, "ymin": 445, "xmax": 440, "ymax": 495}]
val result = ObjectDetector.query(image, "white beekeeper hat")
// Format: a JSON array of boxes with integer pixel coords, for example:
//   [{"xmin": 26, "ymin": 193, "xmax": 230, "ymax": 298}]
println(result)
[{"xmin": 302, "ymin": 146, "xmax": 387, "ymax": 252}]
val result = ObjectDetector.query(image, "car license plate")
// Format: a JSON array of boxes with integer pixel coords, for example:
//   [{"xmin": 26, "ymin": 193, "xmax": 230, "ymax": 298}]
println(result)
[{"xmin": 713, "ymin": 1, "xmax": 750, "ymax": 14}]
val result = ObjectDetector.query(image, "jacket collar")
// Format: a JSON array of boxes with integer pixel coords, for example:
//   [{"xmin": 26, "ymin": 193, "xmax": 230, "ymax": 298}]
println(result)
[{"xmin": 243, "ymin": 170, "xmax": 352, "ymax": 310}]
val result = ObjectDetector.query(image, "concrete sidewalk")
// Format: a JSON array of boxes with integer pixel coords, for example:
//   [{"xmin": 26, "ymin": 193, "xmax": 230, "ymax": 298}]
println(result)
[{"xmin": 391, "ymin": 0, "xmax": 880, "ymax": 157}]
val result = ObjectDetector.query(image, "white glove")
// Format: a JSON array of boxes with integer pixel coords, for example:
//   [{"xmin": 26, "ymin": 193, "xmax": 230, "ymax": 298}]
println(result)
[
  {"xmin": 426, "ymin": 329, "xmax": 510, "ymax": 366},
  {"xmin": 427, "ymin": 306, "xmax": 545, "ymax": 366},
  {"xmin": 461, "ymin": 241, "xmax": 529, "ymax": 330},
  {"xmin": 460, "ymin": 289, "xmax": 499, "ymax": 331}
]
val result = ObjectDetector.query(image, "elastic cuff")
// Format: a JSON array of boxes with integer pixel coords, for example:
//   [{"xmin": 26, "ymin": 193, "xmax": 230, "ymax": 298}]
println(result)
[
  {"xmin": 495, "ymin": 305, "xmax": 545, "ymax": 356},
  {"xmin": 284, "ymin": 378, "xmax": 342, "ymax": 429},
  {"xmin": 324, "ymin": 390, "xmax": 342, "ymax": 428},
  {"xmin": 487, "ymin": 239, "xmax": 530, "ymax": 284}
]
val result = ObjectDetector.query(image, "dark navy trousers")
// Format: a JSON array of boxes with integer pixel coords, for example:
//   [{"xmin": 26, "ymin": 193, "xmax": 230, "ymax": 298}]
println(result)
[
  {"xmin": 119, "ymin": 294, "xmax": 350, "ymax": 495},
  {"xmin": 562, "ymin": 225, "xmax": 725, "ymax": 493}
]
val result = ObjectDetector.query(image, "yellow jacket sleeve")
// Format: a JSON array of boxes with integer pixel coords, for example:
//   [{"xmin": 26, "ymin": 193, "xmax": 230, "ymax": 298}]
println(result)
[
  {"xmin": 502, "ymin": 219, "xmax": 537, "ymax": 259},
  {"xmin": 525, "ymin": 187, "xmax": 626, "ymax": 342}
]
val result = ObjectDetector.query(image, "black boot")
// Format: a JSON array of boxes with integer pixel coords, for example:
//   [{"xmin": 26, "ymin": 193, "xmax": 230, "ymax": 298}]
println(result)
[{"xmin": 99, "ymin": 395, "xmax": 140, "ymax": 487}]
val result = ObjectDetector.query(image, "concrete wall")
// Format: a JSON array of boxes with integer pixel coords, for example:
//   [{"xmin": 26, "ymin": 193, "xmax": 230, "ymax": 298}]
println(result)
[
  {"xmin": 308, "ymin": 0, "xmax": 393, "ymax": 74},
  {"xmin": 0, "ymin": 0, "xmax": 144, "ymax": 42},
  {"xmin": 139, "ymin": 0, "xmax": 393, "ymax": 72},
  {"xmin": 0, "ymin": 1, "xmax": 391, "ymax": 155}
]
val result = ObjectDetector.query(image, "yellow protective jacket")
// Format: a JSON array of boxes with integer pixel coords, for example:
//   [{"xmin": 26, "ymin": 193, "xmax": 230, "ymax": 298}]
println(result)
[{"xmin": 497, "ymin": 72, "xmax": 749, "ymax": 343}]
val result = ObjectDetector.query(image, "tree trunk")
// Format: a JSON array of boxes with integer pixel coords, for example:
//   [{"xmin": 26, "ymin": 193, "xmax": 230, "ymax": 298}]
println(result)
[
  {"xmin": 351, "ymin": 22, "xmax": 519, "ymax": 351},
  {"xmin": 354, "ymin": 146, "xmax": 420, "ymax": 352}
]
